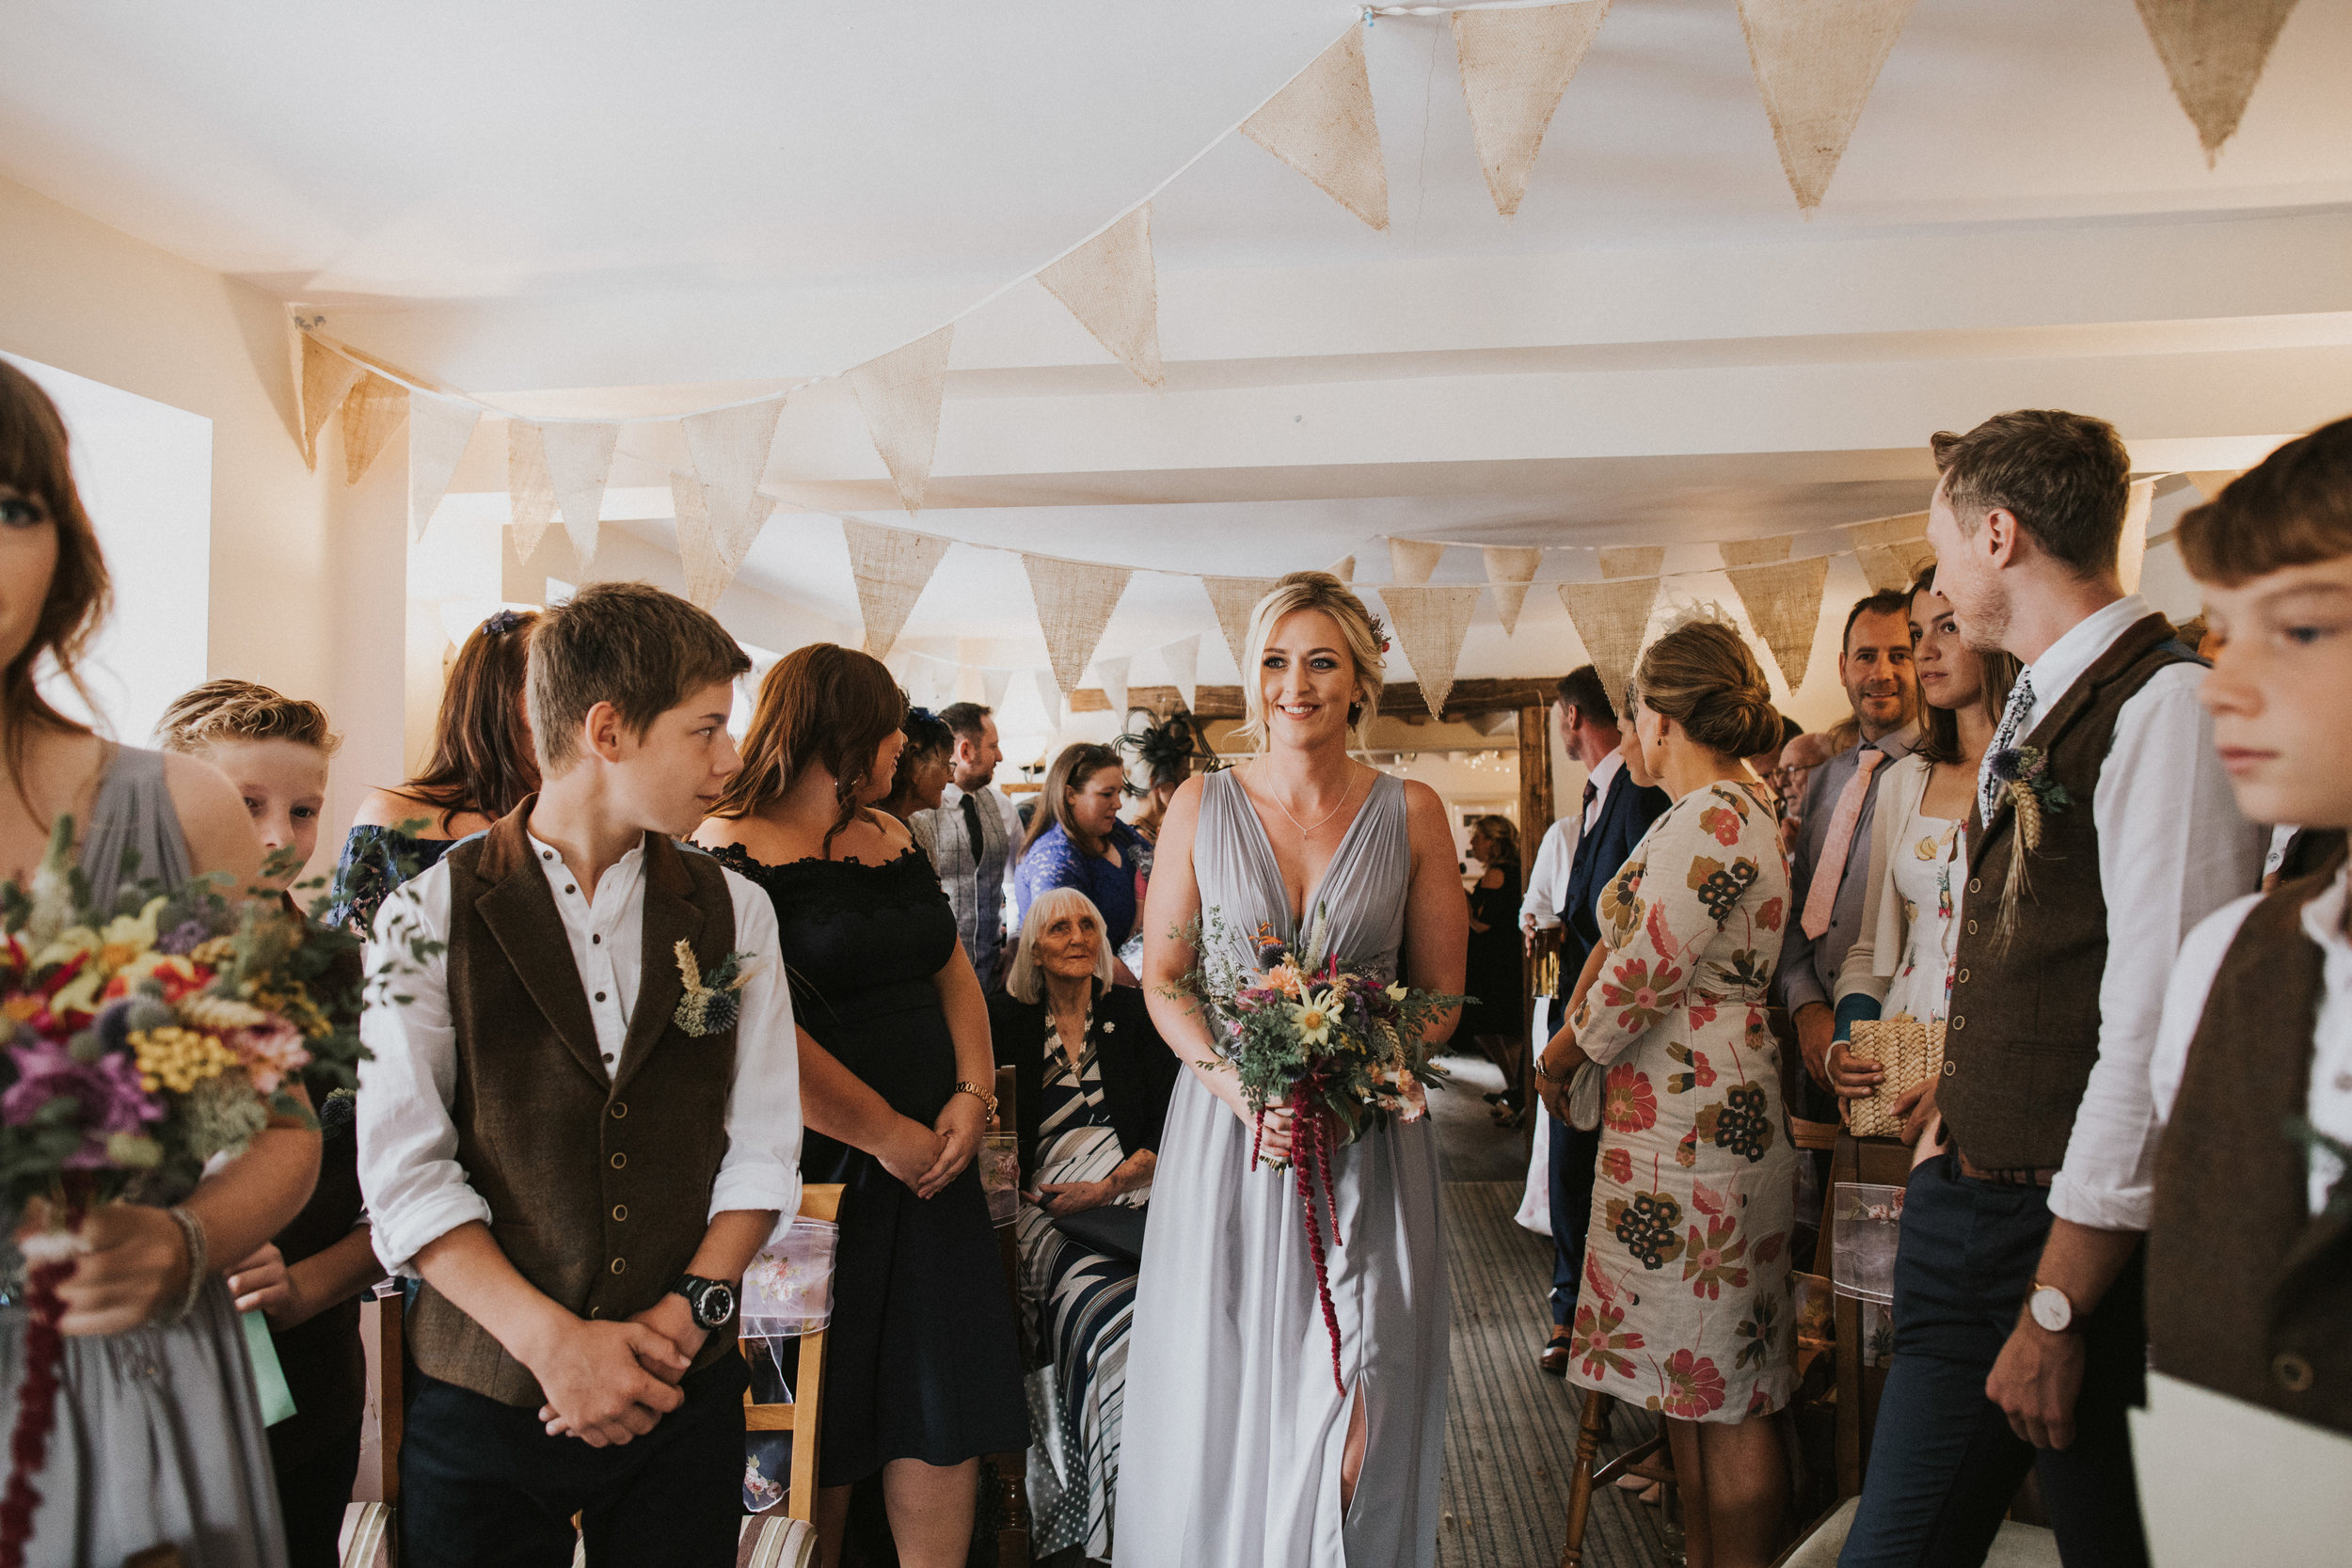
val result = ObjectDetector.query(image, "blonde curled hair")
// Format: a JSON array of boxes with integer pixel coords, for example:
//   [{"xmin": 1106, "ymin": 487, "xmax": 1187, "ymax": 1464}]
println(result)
[
  {"xmin": 1237, "ymin": 571, "xmax": 1387, "ymax": 751},
  {"xmin": 1631, "ymin": 618, "xmax": 1782, "ymax": 760}
]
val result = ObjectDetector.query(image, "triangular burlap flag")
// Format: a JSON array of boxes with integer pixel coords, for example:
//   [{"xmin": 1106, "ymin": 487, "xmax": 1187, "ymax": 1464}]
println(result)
[
  {"xmin": 406, "ymin": 392, "xmax": 481, "ymax": 544},
  {"xmin": 1481, "ymin": 546, "xmax": 1544, "ymax": 635},
  {"xmin": 683, "ymin": 395, "xmax": 786, "ymax": 553},
  {"xmin": 1328, "ymin": 554, "xmax": 1356, "ymax": 582},
  {"xmin": 1736, "ymin": 0, "xmax": 1917, "ymax": 211},
  {"xmin": 507, "ymin": 421, "xmax": 559, "ymax": 562},
  {"xmin": 1025, "ymin": 556, "xmax": 1133, "ymax": 695},
  {"xmin": 1202, "ymin": 576, "xmax": 1280, "ymax": 675},
  {"xmin": 1719, "ymin": 534, "xmax": 1793, "ymax": 568},
  {"xmin": 1452, "ymin": 0, "xmax": 1613, "ymax": 217},
  {"xmin": 1038, "ymin": 205, "xmax": 1164, "ymax": 389},
  {"xmin": 540, "ymin": 422, "xmax": 619, "ymax": 572},
  {"xmin": 849, "ymin": 326, "xmax": 954, "ymax": 515},
  {"xmin": 295, "ymin": 330, "xmax": 363, "ymax": 473},
  {"xmin": 1556, "ymin": 577, "xmax": 1661, "ymax": 712},
  {"xmin": 982, "ymin": 666, "xmax": 1014, "ymax": 712},
  {"xmin": 1847, "ymin": 512, "xmax": 1933, "ymax": 591},
  {"xmin": 1600, "ymin": 545, "xmax": 1664, "ymax": 579},
  {"xmin": 340, "ymin": 373, "xmax": 407, "ymax": 485},
  {"xmin": 2118, "ymin": 478, "xmax": 2157, "ymax": 595},
  {"xmin": 2134, "ymin": 0, "xmax": 2298, "ymax": 165},
  {"xmin": 843, "ymin": 517, "xmax": 951, "ymax": 658},
  {"xmin": 1724, "ymin": 556, "xmax": 1830, "ymax": 689},
  {"xmin": 1033, "ymin": 667, "xmax": 1065, "ymax": 724},
  {"xmin": 1388, "ymin": 537, "xmax": 1446, "ymax": 587},
  {"xmin": 2187, "ymin": 469, "xmax": 2241, "ymax": 502},
  {"xmin": 1097, "ymin": 655, "xmax": 1132, "ymax": 720},
  {"xmin": 1381, "ymin": 584, "xmax": 1484, "ymax": 716},
  {"xmin": 1242, "ymin": 24, "xmax": 1389, "ymax": 230},
  {"xmin": 1162, "ymin": 634, "xmax": 1200, "ymax": 711},
  {"xmin": 671, "ymin": 477, "xmax": 772, "ymax": 610}
]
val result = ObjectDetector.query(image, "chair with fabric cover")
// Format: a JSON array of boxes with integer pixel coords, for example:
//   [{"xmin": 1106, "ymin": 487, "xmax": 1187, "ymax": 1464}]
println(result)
[
  {"xmin": 985, "ymin": 1063, "xmax": 1033, "ymax": 1565},
  {"xmin": 741, "ymin": 1182, "xmax": 845, "ymax": 1523},
  {"xmin": 1768, "ymin": 1497, "xmax": 2058, "ymax": 1567}
]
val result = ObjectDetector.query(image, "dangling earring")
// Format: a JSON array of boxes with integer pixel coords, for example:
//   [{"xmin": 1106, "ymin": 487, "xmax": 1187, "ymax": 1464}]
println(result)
[{"xmin": 1347, "ymin": 702, "xmax": 1363, "ymax": 725}]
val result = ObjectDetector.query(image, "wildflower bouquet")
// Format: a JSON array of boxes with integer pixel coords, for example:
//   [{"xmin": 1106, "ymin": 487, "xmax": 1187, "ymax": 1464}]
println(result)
[
  {"xmin": 0, "ymin": 818, "xmax": 366, "ymax": 1567},
  {"xmin": 1170, "ymin": 905, "xmax": 1464, "ymax": 1389}
]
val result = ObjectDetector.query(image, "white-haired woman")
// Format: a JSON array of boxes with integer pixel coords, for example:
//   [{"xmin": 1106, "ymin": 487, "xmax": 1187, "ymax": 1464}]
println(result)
[
  {"xmin": 988, "ymin": 887, "xmax": 1176, "ymax": 1560},
  {"xmin": 1118, "ymin": 572, "xmax": 1468, "ymax": 1568}
]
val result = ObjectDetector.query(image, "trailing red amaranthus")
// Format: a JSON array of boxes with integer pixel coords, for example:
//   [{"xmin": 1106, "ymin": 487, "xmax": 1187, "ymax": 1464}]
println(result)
[{"xmin": 0, "ymin": 1256, "xmax": 73, "ymax": 1568}]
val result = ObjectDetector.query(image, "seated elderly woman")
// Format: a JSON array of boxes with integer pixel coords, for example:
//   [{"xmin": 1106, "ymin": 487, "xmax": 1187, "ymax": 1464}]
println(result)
[{"xmin": 989, "ymin": 886, "xmax": 1178, "ymax": 1562}]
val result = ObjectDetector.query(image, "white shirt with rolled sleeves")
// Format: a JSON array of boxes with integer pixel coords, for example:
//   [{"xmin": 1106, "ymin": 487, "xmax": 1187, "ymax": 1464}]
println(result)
[
  {"xmin": 1524, "ymin": 752, "xmax": 1623, "ymax": 932},
  {"xmin": 1971, "ymin": 595, "xmax": 2265, "ymax": 1233},
  {"xmin": 357, "ymin": 832, "xmax": 803, "ymax": 1276}
]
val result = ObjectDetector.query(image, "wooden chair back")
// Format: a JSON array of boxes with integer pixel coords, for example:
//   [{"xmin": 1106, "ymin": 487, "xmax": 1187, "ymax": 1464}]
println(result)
[{"xmin": 741, "ymin": 1181, "xmax": 845, "ymax": 1523}]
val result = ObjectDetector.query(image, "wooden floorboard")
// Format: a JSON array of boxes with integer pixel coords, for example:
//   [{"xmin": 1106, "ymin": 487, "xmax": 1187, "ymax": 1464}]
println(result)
[{"xmin": 1439, "ymin": 1180, "xmax": 1670, "ymax": 1568}]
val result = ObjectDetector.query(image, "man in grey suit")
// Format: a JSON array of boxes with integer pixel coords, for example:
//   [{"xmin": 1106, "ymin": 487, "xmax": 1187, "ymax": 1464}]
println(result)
[{"xmin": 912, "ymin": 702, "xmax": 1013, "ymax": 991}]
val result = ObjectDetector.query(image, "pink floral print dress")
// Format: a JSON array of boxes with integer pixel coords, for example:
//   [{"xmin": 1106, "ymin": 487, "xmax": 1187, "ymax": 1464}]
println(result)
[{"xmin": 1565, "ymin": 781, "xmax": 1798, "ymax": 1424}]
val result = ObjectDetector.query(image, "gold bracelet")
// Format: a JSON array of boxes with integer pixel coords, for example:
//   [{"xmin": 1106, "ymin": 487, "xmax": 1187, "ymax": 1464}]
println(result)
[
  {"xmin": 953, "ymin": 1081, "xmax": 999, "ymax": 1118},
  {"xmin": 1532, "ymin": 1053, "xmax": 1570, "ymax": 1086}
]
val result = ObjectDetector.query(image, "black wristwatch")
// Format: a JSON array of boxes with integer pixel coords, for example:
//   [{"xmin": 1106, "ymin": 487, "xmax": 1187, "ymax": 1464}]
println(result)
[{"xmin": 671, "ymin": 1275, "xmax": 738, "ymax": 1331}]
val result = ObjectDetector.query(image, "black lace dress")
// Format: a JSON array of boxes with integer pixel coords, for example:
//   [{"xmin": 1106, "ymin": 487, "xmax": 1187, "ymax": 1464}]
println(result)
[{"xmin": 711, "ymin": 843, "xmax": 1028, "ymax": 1486}]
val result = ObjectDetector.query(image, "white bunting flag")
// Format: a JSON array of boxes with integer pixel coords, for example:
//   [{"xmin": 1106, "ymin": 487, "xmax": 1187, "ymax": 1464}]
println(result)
[
  {"xmin": 540, "ymin": 421, "xmax": 619, "ymax": 573},
  {"xmin": 1025, "ymin": 556, "xmax": 1133, "ymax": 695},
  {"xmin": 1162, "ymin": 634, "xmax": 1201, "ymax": 712},
  {"xmin": 2118, "ymin": 479, "xmax": 2157, "ymax": 595},
  {"xmin": 1381, "ymin": 584, "xmax": 1485, "ymax": 717},
  {"xmin": 682, "ymin": 395, "xmax": 786, "ymax": 553},
  {"xmin": 1328, "ymin": 555, "xmax": 1356, "ymax": 583},
  {"xmin": 842, "ymin": 517, "xmax": 951, "ymax": 658},
  {"xmin": 1556, "ymin": 577, "xmax": 1661, "ymax": 714},
  {"xmin": 295, "ymin": 331, "xmax": 363, "ymax": 474},
  {"xmin": 1034, "ymin": 667, "xmax": 1065, "ymax": 726},
  {"xmin": 1038, "ymin": 205, "xmax": 1165, "ymax": 390},
  {"xmin": 1388, "ymin": 537, "xmax": 1446, "ymax": 587},
  {"xmin": 1736, "ymin": 0, "xmax": 1916, "ymax": 211},
  {"xmin": 982, "ymin": 666, "xmax": 1014, "ymax": 713},
  {"xmin": 1482, "ymin": 546, "xmax": 1545, "ymax": 635},
  {"xmin": 340, "ymin": 373, "xmax": 407, "ymax": 486},
  {"xmin": 1202, "ymin": 577, "xmax": 1280, "ymax": 677},
  {"xmin": 673, "ymin": 476, "xmax": 774, "ymax": 610},
  {"xmin": 1242, "ymin": 24, "xmax": 1390, "ymax": 231},
  {"xmin": 507, "ymin": 421, "xmax": 559, "ymax": 562},
  {"xmin": 406, "ymin": 392, "xmax": 482, "ymax": 544},
  {"xmin": 849, "ymin": 326, "xmax": 954, "ymax": 515},
  {"xmin": 1097, "ymin": 655, "xmax": 1132, "ymax": 720},
  {"xmin": 1600, "ymin": 545, "xmax": 1664, "ymax": 580},
  {"xmin": 2134, "ymin": 0, "xmax": 2299, "ymax": 165},
  {"xmin": 1453, "ymin": 0, "xmax": 1613, "ymax": 217},
  {"xmin": 1724, "ymin": 554, "xmax": 1830, "ymax": 689}
]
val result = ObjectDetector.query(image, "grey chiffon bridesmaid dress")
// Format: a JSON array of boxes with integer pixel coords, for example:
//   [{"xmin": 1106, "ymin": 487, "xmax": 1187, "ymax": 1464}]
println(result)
[{"xmin": 1116, "ymin": 768, "xmax": 1449, "ymax": 1567}]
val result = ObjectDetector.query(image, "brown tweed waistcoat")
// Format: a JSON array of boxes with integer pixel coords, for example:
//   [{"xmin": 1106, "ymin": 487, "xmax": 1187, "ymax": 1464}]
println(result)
[
  {"xmin": 2149, "ymin": 852, "xmax": 2352, "ymax": 1435},
  {"xmin": 407, "ymin": 802, "xmax": 742, "ymax": 1408},
  {"xmin": 1941, "ymin": 612, "xmax": 2197, "ymax": 1172}
]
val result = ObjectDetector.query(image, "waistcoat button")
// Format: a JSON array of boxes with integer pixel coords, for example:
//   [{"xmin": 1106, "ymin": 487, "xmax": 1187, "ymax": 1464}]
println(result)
[
  {"xmin": 1942, "ymin": 1061, "xmax": 1956, "ymax": 1076},
  {"xmin": 611, "ymin": 1151, "xmax": 627, "ymax": 1169},
  {"xmin": 1968, "ymin": 879, "xmax": 1980, "ymax": 895},
  {"xmin": 612, "ymin": 1204, "xmax": 628, "ymax": 1222},
  {"xmin": 612, "ymin": 1101, "xmax": 628, "ymax": 1118},
  {"xmin": 1957, "ymin": 969, "xmax": 1969, "ymax": 984},
  {"xmin": 2274, "ymin": 1352, "xmax": 2315, "ymax": 1393},
  {"xmin": 1950, "ymin": 1016, "xmax": 1964, "ymax": 1031},
  {"xmin": 611, "ymin": 1258, "xmax": 627, "ymax": 1275},
  {"xmin": 1966, "ymin": 920, "xmax": 1979, "ymax": 935}
]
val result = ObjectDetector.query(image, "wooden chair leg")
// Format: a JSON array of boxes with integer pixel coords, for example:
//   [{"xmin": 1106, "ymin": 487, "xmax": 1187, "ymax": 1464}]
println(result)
[
  {"xmin": 989, "ymin": 1451, "xmax": 1030, "ymax": 1567},
  {"xmin": 1558, "ymin": 1387, "xmax": 1613, "ymax": 1568}
]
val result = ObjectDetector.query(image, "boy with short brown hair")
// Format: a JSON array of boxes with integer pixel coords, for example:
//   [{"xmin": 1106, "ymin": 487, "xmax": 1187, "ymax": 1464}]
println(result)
[{"xmin": 358, "ymin": 582, "xmax": 799, "ymax": 1567}]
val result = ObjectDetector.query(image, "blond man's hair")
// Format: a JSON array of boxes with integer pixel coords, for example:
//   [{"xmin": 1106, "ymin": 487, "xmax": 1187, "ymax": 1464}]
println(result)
[
  {"xmin": 1238, "ymin": 571, "xmax": 1387, "ymax": 751},
  {"xmin": 156, "ymin": 679, "xmax": 342, "ymax": 758},
  {"xmin": 526, "ymin": 582, "xmax": 750, "ymax": 771}
]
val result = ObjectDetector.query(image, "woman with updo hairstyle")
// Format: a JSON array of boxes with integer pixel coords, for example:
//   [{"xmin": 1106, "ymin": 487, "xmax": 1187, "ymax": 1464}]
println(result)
[
  {"xmin": 1533, "ymin": 615, "xmax": 1796, "ymax": 1568},
  {"xmin": 875, "ymin": 704, "xmax": 955, "ymax": 825},
  {"xmin": 1119, "ymin": 570, "xmax": 1467, "ymax": 1565},
  {"xmin": 693, "ymin": 643, "xmax": 1025, "ymax": 1567}
]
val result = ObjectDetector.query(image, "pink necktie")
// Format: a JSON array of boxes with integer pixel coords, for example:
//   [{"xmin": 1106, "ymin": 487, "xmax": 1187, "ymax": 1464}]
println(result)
[{"xmin": 1801, "ymin": 749, "xmax": 1883, "ymax": 941}]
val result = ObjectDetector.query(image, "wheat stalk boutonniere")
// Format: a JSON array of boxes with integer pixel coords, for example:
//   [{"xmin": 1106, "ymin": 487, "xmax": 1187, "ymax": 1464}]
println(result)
[
  {"xmin": 674, "ymin": 940, "xmax": 761, "ymax": 1037},
  {"xmin": 1985, "ymin": 745, "xmax": 2072, "ymax": 945}
]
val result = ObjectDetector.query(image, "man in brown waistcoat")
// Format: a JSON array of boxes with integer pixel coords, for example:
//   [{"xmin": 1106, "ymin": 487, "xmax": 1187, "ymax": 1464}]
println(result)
[
  {"xmin": 358, "ymin": 583, "xmax": 804, "ymax": 1567},
  {"xmin": 2147, "ymin": 419, "xmax": 2352, "ymax": 1475},
  {"xmin": 1836, "ymin": 412, "xmax": 2265, "ymax": 1568}
]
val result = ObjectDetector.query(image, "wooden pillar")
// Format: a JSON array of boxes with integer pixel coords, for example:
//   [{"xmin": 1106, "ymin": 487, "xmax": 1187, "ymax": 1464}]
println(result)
[{"xmin": 1518, "ymin": 705, "xmax": 1554, "ymax": 1053}]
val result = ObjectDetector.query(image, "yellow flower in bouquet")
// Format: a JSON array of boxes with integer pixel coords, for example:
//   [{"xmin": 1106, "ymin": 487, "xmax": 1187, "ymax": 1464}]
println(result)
[
  {"xmin": 1289, "ymin": 990, "xmax": 1338, "ymax": 1047},
  {"xmin": 130, "ymin": 1025, "xmax": 236, "ymax": 1094}
]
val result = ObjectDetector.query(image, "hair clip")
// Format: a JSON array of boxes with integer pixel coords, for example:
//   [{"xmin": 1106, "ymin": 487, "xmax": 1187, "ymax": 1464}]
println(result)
[
  {"xmin": 482, "ymin": 609, "xmax": 525, "ymax": 637},
  {"xmin": 909, "ymin": 705, "xmax": 936, "ymax": 724},
  {"xmin": 1366, "ymin": 614, "xmax": 1392, "ymax": 656}
]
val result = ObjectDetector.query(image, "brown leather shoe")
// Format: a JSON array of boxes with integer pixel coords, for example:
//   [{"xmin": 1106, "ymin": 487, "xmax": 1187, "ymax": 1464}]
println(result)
[{"xmin": 1540, "ymin": 1327, "xmax": 1573, "ymax": 1376}]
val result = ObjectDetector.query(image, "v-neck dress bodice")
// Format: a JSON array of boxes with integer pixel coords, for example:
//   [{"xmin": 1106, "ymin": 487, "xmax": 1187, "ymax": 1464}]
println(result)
[{"xmin": 1118, "ymin": 767, "xmax": 1450, "ymax": 1568}]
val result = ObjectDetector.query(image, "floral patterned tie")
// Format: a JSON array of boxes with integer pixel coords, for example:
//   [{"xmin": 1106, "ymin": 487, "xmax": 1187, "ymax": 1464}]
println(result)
[{"xmin": 1979, "ymin": 672, "xmax": 2036, "ymax": 825}]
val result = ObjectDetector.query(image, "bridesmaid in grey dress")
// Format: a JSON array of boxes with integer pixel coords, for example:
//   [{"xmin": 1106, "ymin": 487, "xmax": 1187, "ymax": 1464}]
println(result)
[
  {"xmin": 1119, "ymin": 572, "xmax": 1468, "ymax": 1567},
  {"xmin": 0, "ymin": 359, "xmax": 301, "ymax": 1567}
]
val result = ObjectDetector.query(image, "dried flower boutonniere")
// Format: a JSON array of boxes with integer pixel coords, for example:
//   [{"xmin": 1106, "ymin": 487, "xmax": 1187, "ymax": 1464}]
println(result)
[
  {"xmin": 674, "ymin": 940, "xmax": 761, "ymax": 1037},
  {"xmin": 1986, "ymin": 745, "xmax": 2072, "ymax": 945}
]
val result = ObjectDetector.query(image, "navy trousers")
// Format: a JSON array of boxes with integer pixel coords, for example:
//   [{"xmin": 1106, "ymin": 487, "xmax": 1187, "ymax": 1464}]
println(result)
[
  {"xmin": 1548, "ymin": 1114, "xmax": 1602, "ymax": 1326},
  {"xmin": 402, "ymin": 1353, "xmax": 750, "ymax": 1568},
  {"xmin": 1838, "ymin": 1154, "xmax": 2149, "ymax": 1568}
]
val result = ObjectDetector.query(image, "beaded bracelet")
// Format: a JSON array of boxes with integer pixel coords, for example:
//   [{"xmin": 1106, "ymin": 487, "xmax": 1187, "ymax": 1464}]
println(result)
[{"xmin": 164, "ymin": 1205, "xmax": 209, "ymax": 1324}]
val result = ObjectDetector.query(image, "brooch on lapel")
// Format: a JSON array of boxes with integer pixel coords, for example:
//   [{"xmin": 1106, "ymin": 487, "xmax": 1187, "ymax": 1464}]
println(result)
[{"xmin": 674, "ymin": 940, "xmax": 761, "ymax": 1037}]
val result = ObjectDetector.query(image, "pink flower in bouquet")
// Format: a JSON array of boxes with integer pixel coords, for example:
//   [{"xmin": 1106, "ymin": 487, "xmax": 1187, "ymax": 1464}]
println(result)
[
  {"xmin": 0, "ymin": 1040, "xmax": 161, "ymax": 1167},
  {"xmin": 223, "ymin": 1019, "xmax": 311, "ymax": 1095}
]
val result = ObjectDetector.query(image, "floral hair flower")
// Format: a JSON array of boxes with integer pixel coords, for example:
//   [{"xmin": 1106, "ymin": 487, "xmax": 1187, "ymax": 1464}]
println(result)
[
  {"xmin": 1365, "ymin": 614, "xmax": 1392, "ymax": 656},
  {"xmin": 482, "ymin": 609, "xmax": 526, "ymax": 637}
]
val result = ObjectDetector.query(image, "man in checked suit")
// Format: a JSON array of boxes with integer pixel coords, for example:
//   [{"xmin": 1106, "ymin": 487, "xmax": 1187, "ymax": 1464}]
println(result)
[
  {"xmin": 911, "ymin": 702, "xmax": 1014, "ymax": 991},
  {"xmin": 1523, "ymin": 665, "xmax": 1668, "ymax": 1373}
]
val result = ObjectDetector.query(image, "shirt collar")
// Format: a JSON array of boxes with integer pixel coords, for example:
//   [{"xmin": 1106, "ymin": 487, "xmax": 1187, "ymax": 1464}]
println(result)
[
  {"xmin": 1586, "ymin": 752, "xmax": 1625, "ymax": 796},
  {"xmin": 2298, "ymin": 862, "xmax": 2352, "ymax": 960},
  {"xmin": 941, "ymin": 781, "xmax": 997, "ymax": 808},
  {"xmin": 2017, "ymin": 594, "xmax": 2155, "ymax": 718},
  {"xmin": 525, "ymin": 831, "xmax": 644, "ymax": 884},
  {"xmin": 1860, "ymin": 722, "xmax": 1919, "ymax": 763}
]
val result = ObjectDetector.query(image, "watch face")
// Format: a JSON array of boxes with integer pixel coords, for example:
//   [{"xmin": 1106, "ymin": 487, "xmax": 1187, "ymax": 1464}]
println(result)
[
  {"xmin": 2029, "ymin": 1286, "xmax": 2071, "ymax": 1333},
  {"xmin": 700, "ymin": 1283, "xmax": 736, "ymax": 1327}
]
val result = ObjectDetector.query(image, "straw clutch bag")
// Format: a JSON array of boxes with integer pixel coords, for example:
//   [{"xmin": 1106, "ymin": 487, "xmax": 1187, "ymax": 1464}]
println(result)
[{"xmin": 1847, "ymin": 1014, "xmax": 1946, "ymax": 1140}]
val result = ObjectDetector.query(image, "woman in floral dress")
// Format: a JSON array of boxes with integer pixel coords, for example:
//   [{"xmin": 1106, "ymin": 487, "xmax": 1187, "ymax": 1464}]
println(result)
[{"xmin": 1534, "ymin": 618, "xmax": 1797, "ymax": 1568}]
